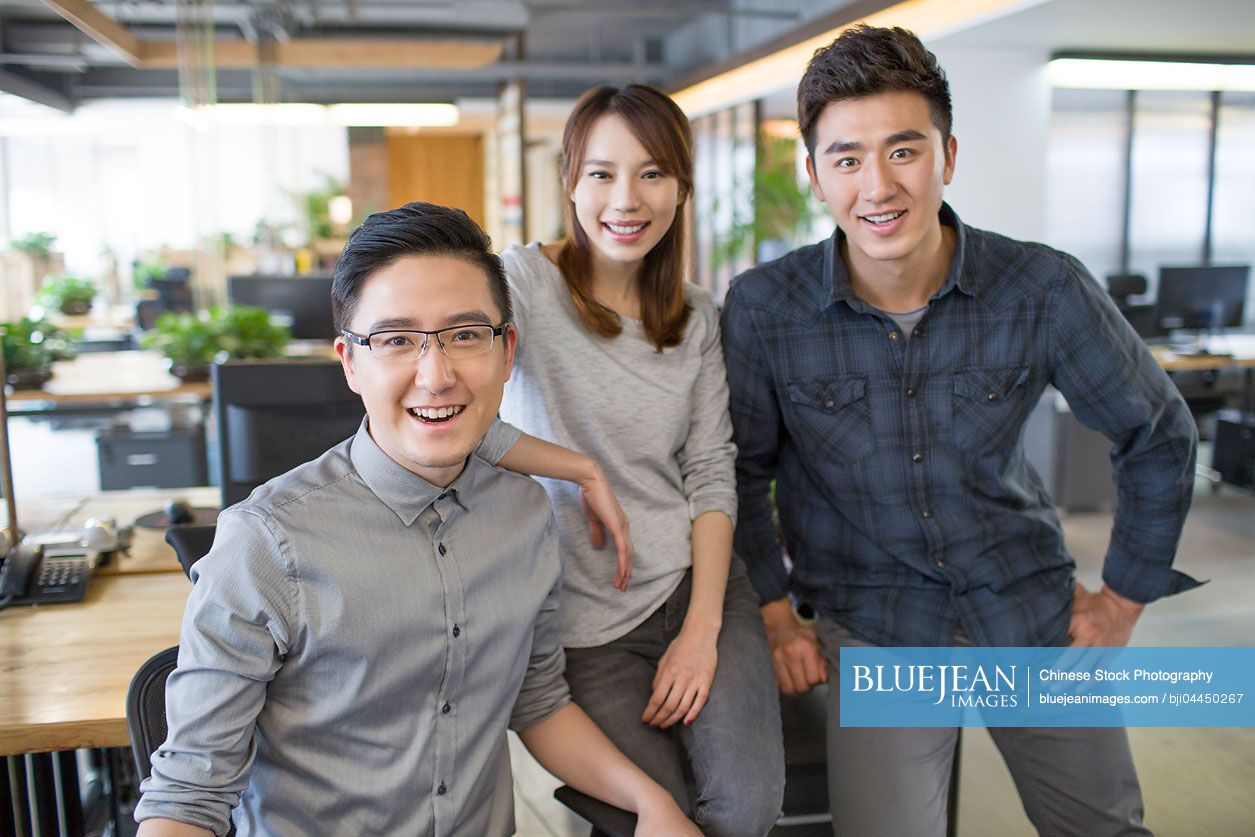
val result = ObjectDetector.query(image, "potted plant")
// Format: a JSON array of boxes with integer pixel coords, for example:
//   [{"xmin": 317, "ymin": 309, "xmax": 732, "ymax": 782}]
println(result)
[
  {"xmin": 142, "ymin": 305, "xmax": 291, "ymax": 382},
  {"xmin": 37, "ymin": 273, "xmax": 97, "ymax": 315},
  {"xmin": 1, "ymin": 317, "xmax": 76, "ymax": 390}
]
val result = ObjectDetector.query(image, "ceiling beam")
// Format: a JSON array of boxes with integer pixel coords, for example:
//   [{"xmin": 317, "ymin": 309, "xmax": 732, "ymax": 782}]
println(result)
[
  {"xmin": 0, "ymin": 68, "xmax": 74, "ymax": 112},
  {"xmin": 40, "ymin": 0, "xmax": 143, "ymax": 68},
  {"xmin": 137, "ymin": 39, "xmax": 503, "ymax": 70}
]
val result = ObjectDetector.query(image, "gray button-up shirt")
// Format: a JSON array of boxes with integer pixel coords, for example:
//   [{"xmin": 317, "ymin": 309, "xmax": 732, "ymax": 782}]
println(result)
[{"xmin": 135, "ymin": 420, "xmax": 569, "ymax": 836}]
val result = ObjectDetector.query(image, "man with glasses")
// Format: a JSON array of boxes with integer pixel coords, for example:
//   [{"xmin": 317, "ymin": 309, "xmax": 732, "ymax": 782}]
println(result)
[{"xmin": 135, "ymin": 202, "xmax": 697, "ymax": 836}]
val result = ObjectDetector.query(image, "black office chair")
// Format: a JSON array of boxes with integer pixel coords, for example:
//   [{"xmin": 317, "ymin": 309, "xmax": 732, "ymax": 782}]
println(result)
[
  {"xmin": 126, "ymin": 646, "xmax": 180, "ymax": 783},
  {"xmin": 164, "ymin": 524, "xmax": 217, "ymax": 578},
  {"xmin": 1106, "ymin": 273, "xmax": 1148, "ymax": 307}
]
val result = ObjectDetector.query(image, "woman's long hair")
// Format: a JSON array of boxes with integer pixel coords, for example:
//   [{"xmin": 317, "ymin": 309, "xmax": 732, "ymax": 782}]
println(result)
[{"xmin": 557, "ymin": 84, "xmax": 693, "ymax": 351}]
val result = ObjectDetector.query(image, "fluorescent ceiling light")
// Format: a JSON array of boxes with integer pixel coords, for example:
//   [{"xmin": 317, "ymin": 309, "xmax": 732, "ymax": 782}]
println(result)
[
  {"xmin": 1048, "ymin": 58, "xmax": 1255, "ymax": 92},
  {"xmin": 190, "ymin": 102, "xmax": 459, "ymax": 127},
  {"xmin": 672, "ymin": 0, "xmax": 1045, "ymax": 117}
]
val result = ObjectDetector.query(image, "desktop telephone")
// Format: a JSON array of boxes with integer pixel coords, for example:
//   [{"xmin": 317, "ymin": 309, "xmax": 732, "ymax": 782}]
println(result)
[{"xmin": 0, "ymin": 523, "xmax": 119, "ymax": 607}]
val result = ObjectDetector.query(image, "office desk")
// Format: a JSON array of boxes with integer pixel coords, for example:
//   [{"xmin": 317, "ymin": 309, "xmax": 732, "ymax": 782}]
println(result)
[
  {"xmin": 0, "ymin": 572, "xmax": 189, "ymax": 756},
  {"xmin": 6, "ymin": 351, "xmax": 211, "ymax": 410},
  {"xmin": 11, "ymin": 486, "xmax": 219, "ymax": 575}
]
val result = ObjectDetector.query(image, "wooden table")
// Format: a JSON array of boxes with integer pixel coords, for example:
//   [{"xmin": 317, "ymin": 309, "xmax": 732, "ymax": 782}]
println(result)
[
  {"xmin": 0, "ymin": 572, "xmax": 190, "ymax": 756},
  {"xmin": 6, "ymin": 351, "xmax": 210, "ymax": 407}
]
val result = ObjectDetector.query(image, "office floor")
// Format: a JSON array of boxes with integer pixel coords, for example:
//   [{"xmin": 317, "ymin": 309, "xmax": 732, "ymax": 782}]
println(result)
[{"xmin": 10, "ymin": 420, "xmax": 1253, "ymax": 836}]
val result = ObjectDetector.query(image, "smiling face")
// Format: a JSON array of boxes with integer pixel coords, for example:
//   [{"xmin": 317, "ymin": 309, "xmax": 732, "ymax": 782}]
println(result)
[
  {"xmin": 569, "ymin": 113, "xmax": 682, "ymax": 275},
  {"xmin": 335, "ymin": 254, "xmax": 515, "ymax": 487},
  {"xmin": 805, "ymin": 90, "xmax": 957, "ymax": 285}
]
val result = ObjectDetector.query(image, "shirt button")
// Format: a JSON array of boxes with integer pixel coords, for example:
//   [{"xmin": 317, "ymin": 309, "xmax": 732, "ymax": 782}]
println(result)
[
  {"xmin": 987, "ymin": 392, "xmax": 998, "ymax": 402},
  {"xmin": 936, "ymin": 559, "xmax": 945, "ymax": 568},
  {"xmin": 442, "ymin": 702, "xmax": 451, "ymax": 715},
  {"xmin": 452, "ymin": 624, "xmax": 461, "ymax": 638},
  {"xmin": 437, "ymin": 782, "xmax": 447, "ymax": 796},
  {"xmin": 889, "ymin": 331, "xmax": 900, "ymax": 341},
  {"xmin": 438, "ymin": 543, "xmax": 446, "ymax": 556},
  {"xmin": 912, "ymin": 453, "xmax": 923, "ymax": 463},
  {"xmin": 905, "ymin": 387, "xmax": 915, "ymax": 398},
  {"xmin": 922, "ymin": 510, "xmax": 932, "ymax": 519},
  {"xmin": 825, "ymin": 399, "xmax": 835, "ymax": 408}
]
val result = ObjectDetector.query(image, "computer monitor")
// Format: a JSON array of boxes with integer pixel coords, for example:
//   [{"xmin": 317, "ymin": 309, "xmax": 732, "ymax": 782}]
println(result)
[
  {"xmin": 213, "ymin": 359, "xmax": 364, "ymax": 508},
  {"xmin": 227, "ymin": 275, "xmax": 335, "ymax": 340},
  {"xmin": 1154, "ymin": 265, "xmax": 1250, "ymax": 333}
]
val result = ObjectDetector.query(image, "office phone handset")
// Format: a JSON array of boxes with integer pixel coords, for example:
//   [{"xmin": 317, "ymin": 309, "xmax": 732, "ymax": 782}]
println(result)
[{"xmin": 0, "ymin": 539, "xmax": 95, "ymax": 606}]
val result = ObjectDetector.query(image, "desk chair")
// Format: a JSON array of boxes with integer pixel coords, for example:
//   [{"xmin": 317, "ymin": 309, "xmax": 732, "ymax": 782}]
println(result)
[{"xmin": 164, "ymin": 524, "xmax": 217, "ymax": 578}]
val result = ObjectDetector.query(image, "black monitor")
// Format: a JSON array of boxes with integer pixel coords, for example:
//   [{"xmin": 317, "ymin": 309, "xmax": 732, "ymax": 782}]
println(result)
[
  {"xmin": 1154, "ymin": 265, "xmax": 1250, "ymax": 333},
  {"xmin": 227, "ymin": 275, "xmax": 335, "ymax": 340},
  {"xmin": 213, "ymin": 359, "xmax": 364, "ymax": 508}
]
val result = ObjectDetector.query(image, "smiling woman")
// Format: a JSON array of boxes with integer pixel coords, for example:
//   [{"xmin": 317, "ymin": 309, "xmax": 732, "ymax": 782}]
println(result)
[{"xmin": 480, "ymin": 84, "xmax": 787, "ymax": 834}]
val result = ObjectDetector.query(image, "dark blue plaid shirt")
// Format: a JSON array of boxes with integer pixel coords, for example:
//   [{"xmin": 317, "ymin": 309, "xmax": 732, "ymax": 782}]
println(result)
[{"xmin": 721, "ymin": 204, "xmax": 1200, "ymax": 648}]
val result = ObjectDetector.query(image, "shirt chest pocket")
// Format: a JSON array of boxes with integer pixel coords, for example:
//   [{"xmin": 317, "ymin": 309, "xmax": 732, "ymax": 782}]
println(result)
[
  {"xmin": 952, "ymin": 366, "xmax": 1031, "ymax": 453},
  {"xmin": 785, "ymin": 375, "xmax": 874, "ymax": 464}
]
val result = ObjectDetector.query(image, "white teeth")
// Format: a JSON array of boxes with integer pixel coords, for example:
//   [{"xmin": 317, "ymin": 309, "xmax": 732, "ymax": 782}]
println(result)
[
  {"xmin": 412, "ymin": 405, "xmax": 465, "ymax": 420},
  {"xmin": 607, "ymin": 222, "xmax": 645, "ymax": 235},
  {"xmin": 864, "ymin": 211, "xmax": 903, "ymax": 224}
]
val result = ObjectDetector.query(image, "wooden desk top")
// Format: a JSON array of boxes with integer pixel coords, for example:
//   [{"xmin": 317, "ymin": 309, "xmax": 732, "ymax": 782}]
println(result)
[
  {"xmin": 0, "ymin": 571, "xmax": 189, "ymax": 755},
  {"xmin": 6, "ymin": 351, "xmax": 211, "ymax": 405}
]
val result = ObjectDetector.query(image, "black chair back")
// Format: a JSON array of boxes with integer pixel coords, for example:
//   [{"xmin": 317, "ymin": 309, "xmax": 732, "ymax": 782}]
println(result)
[
  {"xmin": 164, "ymin": 524, "xmax": 218, "ymax": 578},
  {"xmin": 125, "ymin": 646, "xmax": 180, "ymax": 781}
]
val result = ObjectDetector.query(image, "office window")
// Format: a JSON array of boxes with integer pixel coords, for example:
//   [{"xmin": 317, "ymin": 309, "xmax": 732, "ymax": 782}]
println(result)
[
  {"xmin": 1127, "ymin": 92, "xmax": 1213, "ymax": 287},
  {"xmin": 1044, "ymin": 89, "xmax": 1127, "ymax": 284},
  {"xmin": 1212, "ymin": 92, "xmax": 1255, "ymax": 265}
]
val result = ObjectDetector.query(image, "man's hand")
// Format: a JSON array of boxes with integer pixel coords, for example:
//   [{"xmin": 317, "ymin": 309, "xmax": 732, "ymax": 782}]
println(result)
[
  {"xmin": 642, "ymin": 627, "xmax": 718, "ymax": 729},
  {"xmin": 1068, "ymin": 583, "xmax": 1145, "ymax": 647},
  {"xmin": 578, "ymin": 466, "xmax": 633, "ymax": 591},
  {"xmin": 760, "ymin": 599, "xmax": 827, "ymax": 695}
]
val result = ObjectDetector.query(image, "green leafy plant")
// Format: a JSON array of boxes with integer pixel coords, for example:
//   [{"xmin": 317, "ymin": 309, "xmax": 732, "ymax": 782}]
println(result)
[
  {"xmin": 37, "ymin": 274, "xmax": 97, "ymax": 315},
  {"xmin": 214, "ymin": 305, "xmax": 291, "ymax": 359},
  {"xmin": 9, "ymin": 232, "xmax": 57, "ymax": 258},
  {"xmin": 711, "ymin": 132, "xmax": 818, "ymax": 270},
  {"xmin": 288, "ymin": 172, "xmax": 347, "ymax": 243},
  {"xmin": 142, "ymin": 305, "xmax": 291, "ymax": 371},
  {"xmin": 134, "ymin": 255, "xmax": 171, "ymax": 290},
  {"xmin": 1, "ymin": 317, "xmax": 75, "ymax": 382}
]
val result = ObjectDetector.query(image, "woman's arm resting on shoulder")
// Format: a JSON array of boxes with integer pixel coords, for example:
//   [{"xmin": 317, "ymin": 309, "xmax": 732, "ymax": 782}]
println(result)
[
  {"xmin": 519, "ymin": 703, "xmax": 699, "ymax": 836},
  {"xmin": 497, "ymin": 432, "xmax": 633, "ymax": 591}
]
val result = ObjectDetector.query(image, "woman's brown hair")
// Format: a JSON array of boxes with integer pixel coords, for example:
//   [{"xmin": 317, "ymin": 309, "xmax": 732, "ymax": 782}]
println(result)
[{"xmin": 557, "ymin": 84, "xmax": 692, "ymax": 351}]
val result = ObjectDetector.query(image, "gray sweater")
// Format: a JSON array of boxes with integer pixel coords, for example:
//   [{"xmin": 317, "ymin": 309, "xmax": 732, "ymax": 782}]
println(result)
[{"xmin": 486, "ymin": 242, "xmax": 738, "ymax": 648}]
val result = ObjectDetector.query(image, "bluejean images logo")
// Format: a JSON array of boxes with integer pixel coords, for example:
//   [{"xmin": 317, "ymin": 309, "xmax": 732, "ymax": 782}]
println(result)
[
  {"xmin": 840, "ymin": 647, "xmax": 1255, "ymax": 728},
  {"xmin": 851, "ymin": 661, "xmax": 1019, "ymax": 709}
]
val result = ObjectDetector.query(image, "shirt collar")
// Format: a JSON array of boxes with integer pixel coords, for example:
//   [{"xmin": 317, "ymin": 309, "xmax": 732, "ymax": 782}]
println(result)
[
  {"xmin": 823, "ymin": 202, "xmax": 977, "ymax": 313},
  {"xmin": 348, "ymin": 418, "xmax": 475, "ymax": 526}
]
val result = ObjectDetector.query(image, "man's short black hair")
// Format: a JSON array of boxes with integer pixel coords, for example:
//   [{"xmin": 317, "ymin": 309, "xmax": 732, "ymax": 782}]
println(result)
[
  {"xmin": 332, "ymin": 201, "xmax": 512, "ymax": 333},
  {"xmin": 797, "ymin": 25, "xmax": 952, "ymax": 158}
]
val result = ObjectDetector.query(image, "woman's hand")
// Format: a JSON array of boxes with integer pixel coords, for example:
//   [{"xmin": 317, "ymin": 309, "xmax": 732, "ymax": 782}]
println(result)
[
  {"xmin": 579, "ymin": 467, "xmax": 633, "ymax": 592},
  {"xmin": 642, "ymin": 626, "xmax": 718, "ymax": 729}
]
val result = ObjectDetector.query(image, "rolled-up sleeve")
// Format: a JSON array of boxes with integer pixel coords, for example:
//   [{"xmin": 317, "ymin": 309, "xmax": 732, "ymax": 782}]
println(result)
[
  {"xmin": 134, "ymin": 509, "xmax": 293, "ymax": 835},
  {"xmin": 675, "ymin": 296, "xmax": 739, "ymax": 526},
  {"xmin": 509, "ymin": 516, "xmax": 571, "ymax": 731},
  {"xmin": 1048, "ymin": 256, "xmax": 1202, "ymax": 603},
  {"xmin": 721, "ymin": 286, "xmax": 790, "ymax": 604}
]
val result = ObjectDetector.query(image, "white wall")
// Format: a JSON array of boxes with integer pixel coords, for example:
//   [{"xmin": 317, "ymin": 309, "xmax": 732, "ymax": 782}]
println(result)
[{"xmin": 926, "ymin": 43, "xmax": 1054, "ymax": 244}]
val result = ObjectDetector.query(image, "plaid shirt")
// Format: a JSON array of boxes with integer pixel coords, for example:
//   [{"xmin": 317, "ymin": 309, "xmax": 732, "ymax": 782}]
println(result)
[{"xmin": 721, "ymin": 204, "xmax": 1200, "ymax": 647}]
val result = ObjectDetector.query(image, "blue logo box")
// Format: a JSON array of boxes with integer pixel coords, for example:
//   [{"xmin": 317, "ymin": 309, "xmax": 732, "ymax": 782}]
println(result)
[{"xmin": 839, "ymin": 647, "xmax": 1255, "ymax": 727}]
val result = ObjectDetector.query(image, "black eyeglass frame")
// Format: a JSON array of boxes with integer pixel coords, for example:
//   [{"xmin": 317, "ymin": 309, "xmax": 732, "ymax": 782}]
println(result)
[{"xmin": 339, "ymin": 324, "xmax": 508, "ymax": 359}]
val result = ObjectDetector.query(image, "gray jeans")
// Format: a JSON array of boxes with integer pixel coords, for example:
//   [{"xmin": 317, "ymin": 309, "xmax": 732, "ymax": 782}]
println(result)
[
  {"xmin": 563, "ymin": 558, "xmax": 784, "ymax": 837},
  {"xmin": 814, "ymin": 617, "xmax": 1151, "ymax": 837}
]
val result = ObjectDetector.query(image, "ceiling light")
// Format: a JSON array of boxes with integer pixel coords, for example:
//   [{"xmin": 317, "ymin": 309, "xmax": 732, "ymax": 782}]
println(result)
[
  {"xmin": 1048, "ymin": 58, "xmax": 1255, "ymax": 92},
  {"xmin": 671, "ymin": 0, "xmax": 1044, "ymax": 117},
  {"xmin": 190, "ymin": 102, "xmax": 459, "ymax": 128}
]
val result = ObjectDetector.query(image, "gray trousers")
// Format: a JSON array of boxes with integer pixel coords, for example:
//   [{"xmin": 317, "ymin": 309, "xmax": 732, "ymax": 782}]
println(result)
[
  {"xmin": 814, "ymin": 617, "xmax": 1152, "ymax": 837},
  {"xmin": 563, "ymin": 558, "xmax": 785, "ymax": 837}
]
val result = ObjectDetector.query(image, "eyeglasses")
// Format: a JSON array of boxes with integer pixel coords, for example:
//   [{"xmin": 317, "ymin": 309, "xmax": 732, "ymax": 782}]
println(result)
[{"xmin": 340, "ymin": 324, "xmax": 507, "ymax": 362}]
